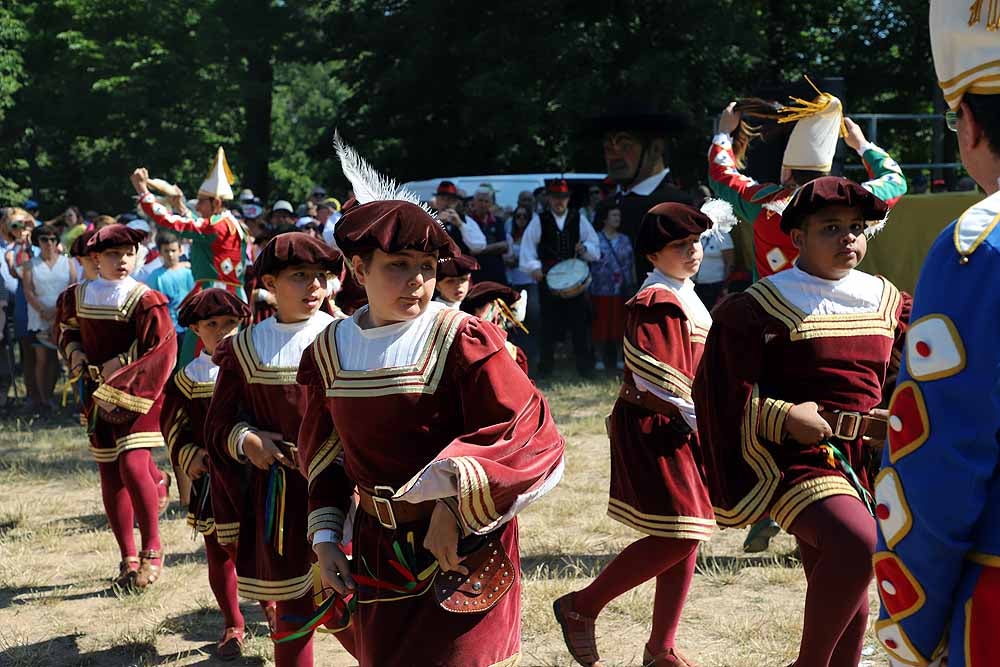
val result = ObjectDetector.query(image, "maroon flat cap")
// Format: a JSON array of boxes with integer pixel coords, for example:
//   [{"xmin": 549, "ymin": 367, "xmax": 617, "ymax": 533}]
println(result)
[
  {"xmin": 254, "ymin": 231, "xmax": 344, "ymax": 277},
  {"xmin": 334, "ymin": 201, "xmax": 459, "ymax": 261},
  {"xmin": 780, "ymin": 176, "xmax": 888, "ymax": 233},
  {"xmin": 460, "ymin": 281, "xmax": 521, "ymax": 314},
  {"xmin": 177, "ymin": 288, "xmax": 251, "ymax": 328},
  {"xmin": 85, "ymin": 224, "xmax": 147, "ymax": 253},
  {"xmin": 70, "ymin": 229, "xmax": 97, "ymax": 257},
  {"xmin": 636, "ymin": 203, "xmax": 712, "ymax": 257},
  {"xmin": 437, "ymin": 254, "xmax": 480, "ymax": 278}
]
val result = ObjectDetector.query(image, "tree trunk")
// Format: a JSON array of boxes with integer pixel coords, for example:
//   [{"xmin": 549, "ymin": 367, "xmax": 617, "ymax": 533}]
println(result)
[{"xmin": 242, "ymin": 51, "xmax": 273, "ymax": 202}]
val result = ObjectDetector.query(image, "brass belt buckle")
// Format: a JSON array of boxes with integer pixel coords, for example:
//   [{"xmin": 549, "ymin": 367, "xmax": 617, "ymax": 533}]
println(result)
[
  {"xmin": 372, "ymin": 485, "xmax": 397, "ymax": 530},
  {"xmin": 833, "ymin": 411, "xmax": 862, "ymax": 441},
  {"xmin": 87, "ymin": 365, "xmax": 102, "ymax": 383}
]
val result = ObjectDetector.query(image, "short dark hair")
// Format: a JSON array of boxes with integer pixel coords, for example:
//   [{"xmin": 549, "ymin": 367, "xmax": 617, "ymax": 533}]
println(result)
[
  {"xmin": 31, "ymin": 224, "xmax": 59, "ymax": 245},
  {"xmin": 156, "ymin": 231, "xmax": 179, "ymax": 248},
  {"xmin": 964, "ymin": 93, "xmax": 1000, "ymax": 157}
]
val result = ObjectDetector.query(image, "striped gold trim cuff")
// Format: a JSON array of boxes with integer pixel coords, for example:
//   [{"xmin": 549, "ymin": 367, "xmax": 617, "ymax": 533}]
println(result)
[
  {"xmin": 227, "ymin": 422, "xmax": 253, "ymax": 462},
  {"xmin": 178, "ymin": 445, "xmax": 202, "ymax": 477},
  {"xmin": 307, "ymin": 434, "xmax": 343, "ymax": 489},
  {"xmin": 88, "ymin": 431, "xmax": 165, "ymax": 462},
  {"xmin": 92, "ymin": 383, "xmax": 155, "ymax": 414},
  {"xmin": 215, "ymin": 521, "xmax": 241, "ymax": 544},
  {"xmin": 453, "ymin": 456, "xmax": 500, "ymax": 535},
  {"xmin": 756, "ymin": 397, "xmax": 793, "ymax": 444},
  {"xmin": 623, "ymin": 338, "xmax": 693, "ymax": 402},
  {"xmin": 307, "ymin": 507, "xmax": 345, "ymax": 540}
]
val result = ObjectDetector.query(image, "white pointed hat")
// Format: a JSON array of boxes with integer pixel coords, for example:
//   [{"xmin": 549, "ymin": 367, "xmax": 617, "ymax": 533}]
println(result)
[
  {"xmin": 779, "ymin": 80, "xmax": 846, "ymax": 173},
  {"xmin": 931, "ymin": 0, "xmax": 1000, "ymax": 110},
  {"xmin": 198, "ymin": 146, "xmax": 235, "ymax": 200}
]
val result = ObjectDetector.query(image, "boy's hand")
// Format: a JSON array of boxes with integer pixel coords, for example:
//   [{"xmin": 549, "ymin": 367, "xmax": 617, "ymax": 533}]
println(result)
[
  {"xmin": 424, "ymin": 501, "xmax": 468, "ymax": 574},
  {"xmin": 783, "ymin": 401, "xmax": 833, "ymax": 445},
  {"xmin": 843, "ymin": 118, "xmax": 867, "ymax": 152},
  {"xmin": 314, "ymin": 541, "xmax": 356, "ymax": 595},
  {"xmin": 242, "ymin": 431, "xmax": 293, "ymax": 470},
  {"xmin": 130, "ymin": 168, "xmax": 150, "ymax": 195},
  {"xmin": 718, "ymin": 102, "xmax": 741, "ymax": 135},
  {"xmin": 187, "ymin": 450, "xmax": 210, "ymax": 479}
]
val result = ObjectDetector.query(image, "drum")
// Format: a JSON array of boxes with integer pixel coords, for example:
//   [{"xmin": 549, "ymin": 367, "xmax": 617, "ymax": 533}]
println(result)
[{"xmin": 546, "ymin": 258, "xmax": 591, "ymax": 298}]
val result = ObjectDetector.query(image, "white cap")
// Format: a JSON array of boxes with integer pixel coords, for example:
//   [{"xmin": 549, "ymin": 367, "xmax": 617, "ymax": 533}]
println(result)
[
  {"xmin": 241, "ymin": 203, "xmax": 263, "ymax": 219},
  {"xmin": 126, "ymin": 219, "xmax": 151, "ymax": 233},
  {"xmin": 931, "ymin": 0, "xmax": 1000, "ymax": 109},
  {"xmin": 198, "ymin": 146, "xmax": 235, "ymax": 200},
  {"xmin": 271, "ymin": 200, "xmax": 294, "ymax": 213},
  {"xmin": 295, "ymin": 216, "xmax": 316, "ymax": 228},
  {"xmin": 238, "ymin": 188, "xmax": 255, "ymax": 202},
  {"xmin": 780, "ymin": 88, "xmax": 844, "ymax": 173}
]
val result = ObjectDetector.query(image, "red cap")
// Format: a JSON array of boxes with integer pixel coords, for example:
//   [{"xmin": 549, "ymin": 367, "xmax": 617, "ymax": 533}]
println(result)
[
  {"xmin": 546, "ymin": 179, "xmax": 571, "ymax": 196},
  {"xmin": 437, "ymin": 254, "xmax": 480, "ymax": 278},
  {"xmin": 435, "ymin": 181, "xmax": 460, "ymax": 197},
  {"xmin": 86, "ymin": 224, "xmax": 147, "ymax": 253},
  {"xmin": 460, "ymin": 281, "xmax": 521, "ymax": 314},
  {"xmin": 780, "ymin": 176, "xmax": 888, "ymax": 233}
]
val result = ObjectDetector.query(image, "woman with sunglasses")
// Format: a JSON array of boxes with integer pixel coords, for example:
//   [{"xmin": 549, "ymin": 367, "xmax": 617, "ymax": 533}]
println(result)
[
  {"xmin": 23, "ymin": 224, "xmax": 77, "ymax": 411},
  {"xmin": 3, "ymin": 209, "xmax": 38, "ymax": 410}
]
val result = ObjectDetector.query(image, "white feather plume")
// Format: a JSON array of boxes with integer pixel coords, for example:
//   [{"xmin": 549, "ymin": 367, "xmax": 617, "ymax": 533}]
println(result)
[
  {"xmin": 333, "ymin": 131, "xmax": 437, "ymax": 218},
  {"xmin": 865, "ymin": 212, "xmax": 890, "ymax": 239},
  {"xmin": 513, "ymin": 289, "xmax": 528, "ymax": 323},
  {"xmin": 699, "ymin": 198, "xmax": 738, "ymax": 233}
]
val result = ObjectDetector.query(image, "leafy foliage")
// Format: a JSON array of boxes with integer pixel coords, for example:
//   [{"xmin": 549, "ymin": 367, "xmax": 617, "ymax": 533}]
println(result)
[{"xmin": 0, "ymin": 0, "xmax": 948, "ymax": 215}]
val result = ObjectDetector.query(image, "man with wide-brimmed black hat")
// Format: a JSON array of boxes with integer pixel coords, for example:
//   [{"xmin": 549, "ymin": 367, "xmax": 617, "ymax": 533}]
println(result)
[{"xmin": 590, "ymin": 101, "xmax": 693, "ymax": 276}]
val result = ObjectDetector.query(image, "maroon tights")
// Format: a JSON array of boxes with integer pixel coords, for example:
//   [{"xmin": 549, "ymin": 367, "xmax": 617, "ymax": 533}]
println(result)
[
  {"xmin": 787, "ymin": 494, "xmax": 876, "ymax": 667},
  {"xmin": 203, "ymin": 532, "xmax": 243, "ymax": 629},
  {"xmin": 97, "ymin": 448, "xmax": 161, "ymax": 562},
  {"xmin": 273, "ymin": 595, "xmax": 314, "ymax": 667},
  {"xmin": 573, "ymin": 536, "xmax": 700, "ymax": 655}
]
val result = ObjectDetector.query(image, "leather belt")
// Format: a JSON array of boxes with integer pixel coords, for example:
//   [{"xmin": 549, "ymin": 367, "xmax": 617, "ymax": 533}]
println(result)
[
  {"xmin": 357, "ymin": 486, "xmax": 436, "ymax": 531},
  {"xmin": 819, "ymin": 409, "xmax": 887, "ymax": 441},
  {"xmin": 618, "ymin": 384, "xmax": 681, "ymax": 418}
]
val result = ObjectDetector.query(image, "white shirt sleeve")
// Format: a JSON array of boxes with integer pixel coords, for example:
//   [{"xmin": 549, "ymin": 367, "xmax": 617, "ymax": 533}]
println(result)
[
  {"xmin": 518, "ymin": 218, "xmax": 543, "ymax": 273},
  {"xmin": 578, "ymin": 217, "xmax": 601, "ymax": 262},
  {"xmin": 312, "ymin": 529, "xmax": 336, "ymax": 546},
  {"xmin": 461, "ymin": 216, "xmax": 487, "ymax": 253},
  {"xmin": 633, "ymin": 375, "xmax": 698, "ymax": 431}
]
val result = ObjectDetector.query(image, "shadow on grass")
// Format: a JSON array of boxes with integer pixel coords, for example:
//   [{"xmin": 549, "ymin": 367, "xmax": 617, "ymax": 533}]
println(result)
[{"xmin": 521, "ymin": 550, "xmax": 801, "ymax": 580}]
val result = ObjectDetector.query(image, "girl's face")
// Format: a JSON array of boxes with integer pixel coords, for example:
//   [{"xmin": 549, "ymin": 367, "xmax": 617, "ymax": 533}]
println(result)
[
  {"xmin": 513, "ymin": 207, "xmax": 531, "ymax": 229},
  {"xmin": 7, "ymin": 219, "xmax": 30, "ymax": 243},
  {"xmin": 65, "ymin": 209, "xmax": 79, "ymax": 225},
  {"xmin": 352, "ymin": 248, "xmax": 437, "ymax": 327},
  {"xmin": 603, "ymin": 208, "xmax": 622, "ymax": 231},
  {"xmin": 97, "ymin": 245, "xmax": 137, "ymax": 280},
  {"xmin": 261, "ymin": 263, "xmax": 330, "ymax": 323},
  {"xmin": 437, "ymin": 275, "xmax": 471, "ymax": 304},
  {"xmin": 189, "ymin": 315, "xmax": 242, "ymax": 356},
  {"xmin": 646, "ymin": 234, "xmax": 704, "ymax": 281}
]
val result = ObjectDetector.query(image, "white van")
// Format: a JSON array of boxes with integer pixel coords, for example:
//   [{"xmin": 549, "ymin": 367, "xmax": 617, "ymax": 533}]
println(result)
[{"xmin": 402, "ymin": 173, "xmax": 608, "ymax": 210}]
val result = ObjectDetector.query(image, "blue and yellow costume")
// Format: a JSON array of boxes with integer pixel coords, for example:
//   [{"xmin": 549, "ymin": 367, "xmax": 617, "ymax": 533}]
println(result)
[{"xmin": 873, "ymin": 192, "xmax": 1000, "ymax": 667}]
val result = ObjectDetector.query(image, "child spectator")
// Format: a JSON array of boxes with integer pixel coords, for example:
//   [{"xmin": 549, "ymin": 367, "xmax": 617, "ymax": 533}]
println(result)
[{"xmin": 144, "ymin": 232, "xmax": 195, "ymax": 357}]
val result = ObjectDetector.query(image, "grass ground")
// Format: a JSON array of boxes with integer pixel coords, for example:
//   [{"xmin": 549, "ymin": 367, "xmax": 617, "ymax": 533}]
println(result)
[{"xmin": 0, "ymin": 375, "xmax": 890, "ymax": 666}]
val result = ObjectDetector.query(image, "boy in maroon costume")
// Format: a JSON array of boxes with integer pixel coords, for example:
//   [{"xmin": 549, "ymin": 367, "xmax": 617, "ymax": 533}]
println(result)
[
  {"xmin": 460, "ymin": 280, "xmax": 530, "ymax": 376},
  {"xmin": 694, "ymin": 177, "xmax": 910, "ymax": 667},
  {"xmin": 554, "ymin": 203, "xmax": 719, "ymax": 667},
  {"xmin": 296, "ymin": 138, "xmax": 565, "ymax": 666},
  {"xmin": 56, "ymin": 224, "xmax": 177, "ymax": 590},
  {"xmin": 206, "ymin": 233, "xmax": 345, "ymax": 667},
  {"xmin": 161, "ymin": 288, "xmax": 255, "ymax": 659}
]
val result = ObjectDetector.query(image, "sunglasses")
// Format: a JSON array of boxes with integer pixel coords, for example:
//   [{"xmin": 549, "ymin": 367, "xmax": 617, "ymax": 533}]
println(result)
[
  {"xmin": 38, "ymin": 237, "xmax": 58, "ymax": 243},
  {"xmin": 945, "ymin": 110, "xmax": 959, "ymax": 132},
  {"xmin": 8, "ymin": 222, "xmax": 25, "ymax": 230}
]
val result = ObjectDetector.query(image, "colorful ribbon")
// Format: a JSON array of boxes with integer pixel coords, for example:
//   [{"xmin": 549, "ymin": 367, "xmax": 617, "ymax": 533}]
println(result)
[
  {"xmin": 263, "ymin": 464, "xmax": 286, "ymax": 556},
  {"xmin": 821, "ymin": 441, "xmax": 875, "ymax": 516}
]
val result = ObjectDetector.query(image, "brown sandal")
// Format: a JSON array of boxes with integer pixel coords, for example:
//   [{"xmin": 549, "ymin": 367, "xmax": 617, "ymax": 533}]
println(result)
[
  {"xmin": 216, "ymin": 626, "xmax": 245, "ymax": 661},
  {"xmin": 112, "ymin": 557, "xmax": 140, "ymax": 589},
  {"xmin": 553, "ymin": 593, "xmax": 604, "ymax": 667},
  {"xmin": 157, "ymin": 472, "xmax": 172, "ymax": 515},
  {"xmin": 643, "ymin": 646, "xmax": 699, "ymax": 667},
  {"xmin": 134, "ymin": 549, "xmax": 163, "ymax": 588}
]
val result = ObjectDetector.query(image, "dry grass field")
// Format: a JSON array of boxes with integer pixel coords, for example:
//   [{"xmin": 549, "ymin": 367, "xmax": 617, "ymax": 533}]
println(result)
[{"xmin": 0, "ymin": 376, "xmax": 890, "ymax": 666}]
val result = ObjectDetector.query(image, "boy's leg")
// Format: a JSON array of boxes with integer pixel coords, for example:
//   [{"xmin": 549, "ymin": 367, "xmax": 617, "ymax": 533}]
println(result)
[
  {"xmin": 787, "ymin": 493, "xmax": 876, "ymax": 667},
  {"xmin": 97, "ymin": 458, "xmax": 137, "ymax": 562},
  {"xmin": 118, "ymin": 449, "xmax": 162, "ymax": 567},
  {"xmin": 273, "ymin": 596, "xmax": 314, "ymax": 667},
  {"xmin": 204, "ymin": 532, "xmax": 243, "ymax": 630}
]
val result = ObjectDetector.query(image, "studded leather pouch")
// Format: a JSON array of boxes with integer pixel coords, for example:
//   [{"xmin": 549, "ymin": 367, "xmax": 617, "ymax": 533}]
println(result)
[{"xmin": 435, "ymin": 534, "xmax": 514, "ymax": 614}]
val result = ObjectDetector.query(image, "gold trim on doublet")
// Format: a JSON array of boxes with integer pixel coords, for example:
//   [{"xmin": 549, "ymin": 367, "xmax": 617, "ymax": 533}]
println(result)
[
  {"xmin": 313, "ymin": 308, "xmax": 468, "ymax": 398},
  {"xmin": 607, "ymin": 498, "xmax": 715, "ymax": 541},
  {"xmin": 75, "ymin": 281, "xmax": 149, "ymax": 322},
  {"xmin": 747, "ymin": 277, "xmax": 900, "ymax": 341},
  {"xmin": 175, "ymin": 370, "xmax": 215, "ymax": 399},
  {"xmin": 237, "ymin": 571, "xmax": 313, "ymax": 601},
  {"xmin": 232, "ymin": 327, "xmax": 300, "ymax": 385}
]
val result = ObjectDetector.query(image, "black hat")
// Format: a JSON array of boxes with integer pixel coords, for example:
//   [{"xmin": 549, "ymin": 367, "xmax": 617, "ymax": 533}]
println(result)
[{"xmin": 585, "ymin": 98, "xmax": 690, "ymax": 137}]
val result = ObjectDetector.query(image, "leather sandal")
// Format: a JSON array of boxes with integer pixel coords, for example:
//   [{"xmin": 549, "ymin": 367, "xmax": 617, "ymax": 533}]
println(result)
[
  {"xmin": 643, "ymin": 646, "xmax": 699, "ymax": 667},
  {"xmin": 553, "ymin": 593, "xmax": 604, "ymax": 667},
  {"xmin": 112, "ymin": 557, "xmax": 140, "ymax": 589},
  {"xmin": 157, "ymin": 472, "xmax": 172, "ymax": 515},
  {"xmin": 134, "ymin": 549, "xmax": 163, "ymax": 588},
  {"xmin": 216, "ymin": 626, "xmax": 245, "ymax": 661}
]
